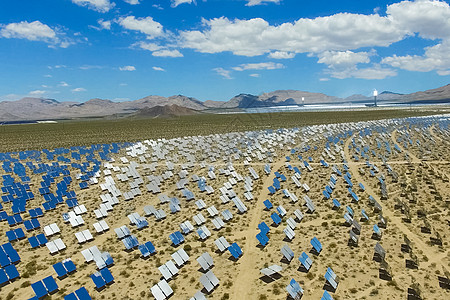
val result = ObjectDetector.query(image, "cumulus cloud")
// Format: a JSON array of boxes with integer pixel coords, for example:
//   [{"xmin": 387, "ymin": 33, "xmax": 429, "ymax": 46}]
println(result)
[
  {"xmin": 268, "ymin": 51, "xmax": 296, "ymax": 59},
  {"xmin": 246, "ymin": 0, "xmax": 280, "ymax": 6},
  {"xmin": 153, "ymin": 66, "xmax": 165, "ymax": 71},
  {"xmin": 124, "ymin": 0, "xmax": 140, "ymax": 4},
  {"xmin": 317, "ymin": 50, "xmax": 372, "ymax": 69},
  {"xmin": 233, "ymin": 62, "xmax": 284, "ymax": 71},
  {"xmin": 119, "ymin": 16, "xmax": 164, "ymax": 39},
  {"xmin": 29, "ymin": 90, "xmax": 46, "ymax": 96},
  {"xmin": 152, "ymin": 49, "xmax": 183, "ymax": 57},
  {"xmin": 119, "ymin": 65, "xmax": 136, "ymax": 71},
  {"xmin": 71, "ymin": 87, "xmax": 87, "ymax": 92},
  {"xmin": 249, "ymin": 73, "xmax": 260, "ymax": 77},
  {"xmin": 172, "ymin": 0, "xmax": 196, "ymax": 8},
  {"xmin": 98, "ymin": 19, "xmax": 111, "ymax": 30},
  {"xmin": 72, "ymin": 0, "xmax": 115, "ymax": 13},
  {"xmin": 316, "ymin": 50, "xmax": 394, "ymax": 79},
  {"xmin": 59, "ymin": 81, "xmax": 70, "ymax": 87},
  {"xmin": 329, "ymin": 65, "xmax": 397, "ymax": 80},
  {"xmin": 179, "ymin": 14, "xmax": 407, "ymax": 56},
  {"xmin": 0, "ymin": 20, "xmax": 75, "ymax": 48},
  {"xmin": 1, "ymin": 21, "xmax": 56, "ymax": 41},
  {"xmin": 382, "ymin": 41, "xmax": 450, "ymax": 75},
  {"xmin": 213, "ymin": 68, "xmax": 232, "ymax": 79},
  {"xmin": 0, "ymin": 21, "xmax": 81, "ymax": 48},
  {"xmin": 133, "ymin": 41, "xmax": 183, "ymax": 57}
]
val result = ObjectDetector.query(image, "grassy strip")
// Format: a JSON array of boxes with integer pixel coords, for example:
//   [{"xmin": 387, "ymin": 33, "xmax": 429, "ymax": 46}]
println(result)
[{"xmin": 0, "ymin": 108, "xmax": 448, "ymax": 152}]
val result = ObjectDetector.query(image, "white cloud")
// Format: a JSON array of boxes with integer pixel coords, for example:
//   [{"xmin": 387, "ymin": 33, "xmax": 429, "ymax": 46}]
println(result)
[
  {"xmin": 330, "ymin": 65, "xmax": 397, "ymax": 80},
  {"xmin": 29, "ymin": 90, "xmax": 46, "ymax": 96},
  {"xmin": 437, "ymin": 70, "xmax": 450, "ymax": 76},
  {"xmin": 153, "ymin": 4, "xmax": 163, "ymax": 10},
  {"xmin": 233, "ymin": 62, "xmax": 284, "ymax": 71},
  {"xmin": 153, "ymin": 66, "xmax": 165, "ymax": 71},
  {"xmin": 124, "ymin": 0, "xmax": 140, "ymax": 5},
  {"xmin": 246, "ymin": 0, "xmax": 280, "ymax": 6},
  {"xmin": 249, "ymin": 73, "xmax": 260, "ymax": 77},
  {"xmin": 179, "ymin": 14, "xmax": 406, "ymax": 56},
  {"xmin": 59, "ymin": 81, "xmax": 70, "ymax": 87},
  {"xmin": 71, "ymin": 0, "xmax": 115, "ymax": 13},
  {"xmin": 172, "ymin": 0, "xmax": 196, "ymax": 8},
  {"xmin": 319, "ymin": 78, "xmax": 330, "ymax": 81},
  {"xmin": 152, "ymin": 49, "xmax": 183, "ymax": 57},
  {"xmin": 79, "ymin": 65, "xmax": 103, "ymax": 70},
  {"xmin": 71, "ymin": 87, "xmax": 87, "ymax": 92},
  {"xmin": 44, "ymin": 74, "xmax": 52, "ymax": 78},
  {"xmin": 119, "ymin": 65, "xmax": 136, "ymax": 71},
  {"xmin": 382, "ymin": 41, "xmax": 450, "ymax": 74},
  {"xmin": 213, "ymin": 68, "xmax": 232, "ymax": 79},
  {"xmin": 316, "ymin": 50, "xmax": 394, "ymax": 79},
  {"xmin": 119, "ymin": 16, "xmax": 164, "ymax": 39},
  {"xmin": 386, "ymin": 0, "xmax": 450, "ymax": 40},
  {"xmin": 98, "ymin": 19, "xmax": 111, "ymax": 30},
  {"xmin": 134, "ymin": 41, "xmax": 163, "ymax": 51},
  {"xmin": 178, "ymin": 1, "xmax": 450, "ymax": 61},
  {"xmin": 0, "ymin": 21, "xmax": 78, "ymax": 48},
  {"xmin": 119, "ymin": 83, "xmax": 128, "ymax": 86},
  {"xmin": 317, "ymin": 50, "xmax": 371, "ymax": 68},
  {"xmin": 48, "ymin": 65, "xmax": 67, "ymax": 69},
  {"xmin": 1, "ymin": 21, "xmax": 56, "ymax": 41},
  {"xmin": 268, "ymin": 51, "xmax": 295, "ymax": 59}
]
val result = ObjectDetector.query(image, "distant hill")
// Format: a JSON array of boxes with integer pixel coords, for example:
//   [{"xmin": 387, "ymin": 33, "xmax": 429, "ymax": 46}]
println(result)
[
  {"xmin": 0, "ymin": 83, "xmax": 448, "ymax": 121},
  {"xmin": 131, "ymin": 104, "xmax": 198, "ymax": 118}
]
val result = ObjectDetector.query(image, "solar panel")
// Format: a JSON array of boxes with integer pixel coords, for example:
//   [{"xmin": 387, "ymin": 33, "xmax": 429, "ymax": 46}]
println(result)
[
  {"xmin": 283, "ymin": 226, "xmax": 295, "ymax": 240},
  {"xmin": 322, "ymin": 290, "xmax": 334, "ymax": 300},
  {"xmin": 286, "ymin": 278, "xmax": 303, "ymax": 300},
  {"xmin": 214, "ymin": 236, "xmax": 230, "ymax": 252},
  {"xmin": 311, "ymin": 237, "xmax": 322, "ymax": 253},
  {"xmin": 260, "ymin": 265, "xmax": 282, "ymax": 278},
  {"xmin": 258, "ymin": 222, "xmax": 270, "ymax": 234},
  {"xmin": 293, "ymin": 209, "xmax": 303, "ymax": 222},
  {"xmin": 299, "ymin": 252, "xmax": 313, "ymax": 270},
  {"xmin": 271, "ymin": 213, "xmax": 282, "ymax": 225}
]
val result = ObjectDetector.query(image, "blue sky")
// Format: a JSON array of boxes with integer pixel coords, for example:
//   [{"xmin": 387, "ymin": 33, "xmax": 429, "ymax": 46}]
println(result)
[{"xmin": 0, "ymin": 0, "xmax": 449, "ymax": 102}]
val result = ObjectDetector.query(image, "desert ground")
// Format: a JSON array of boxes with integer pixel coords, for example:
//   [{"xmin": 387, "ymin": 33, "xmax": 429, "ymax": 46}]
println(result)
[{"xmin": 0, "ymin": 113, "xmax": 449, "ymax": 300}]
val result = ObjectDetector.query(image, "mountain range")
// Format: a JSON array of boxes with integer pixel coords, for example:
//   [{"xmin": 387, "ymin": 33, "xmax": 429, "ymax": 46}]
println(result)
[{"xmin": 1, "ymin": 84, "xmax": 449, "ymax": 121}]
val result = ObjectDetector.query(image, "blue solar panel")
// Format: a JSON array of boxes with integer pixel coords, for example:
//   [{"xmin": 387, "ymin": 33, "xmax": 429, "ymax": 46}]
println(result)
[
  {"xmin": 0, "ymin": 268, "xmax": 8, "ymax": 284},
  {"xmin": 64, "ymin": 260, "xmax": 76, "ymax": 273},
  {"xmin": 270, "ymin": 213, "xmax": 282, "ymax": 225},
  {"xmin": 311, "ymin": 237, "xmax": 322, "ymax": 253},
  {"xmin": 258, "ymin": 222, "xmax": 270, "ymax": 234},
  {"xmin": 100, "ymin": 268, "xmax": 114, "ymax": 284},
  {"xmin": 267, "ymin": 186, "xmax": 276, "ymax": 194},
  {"xmin": 75, "ymin": 287, "xmax": 92, "ymax": 300},
  {"xmin": 5, "ymin": 264, "xmax": 19, "ymax": 280},
  {"xmin": 36, "ymin": 233, "xmax": 48, "ymax": 245},
  {"xmin": 263, "ymin": 199, "xmax": 273, "ymax": 210},
  {"xmin": 170, "ymin": 233, "xmax": 181, "ymax": 246},
  {"xmin": 28, "ymin": 236, "xmax": 39, "ymax": 248},
  {"xmin": 332, "ymin": 199, "xmax": 340, "ymax": 208},
  {"xmin": 6, "ymin": 230, "xmax": 17, "ymax": 242},
  {"xmin": 64, "ymin": 292, "xmax": 78, "ymax": 300},
  {"xmin": 42, "ymin": 276, "xmax": 58, "ymax": 293},
  {"xmin": 3, "ymin": 243, "xmax": 20, "ymax": 263},
  {"xmin": 145, "ymin": 241, "xmax": 156, "ymax": 254},
  {"xmin": 91, "ymin": 272, "xmax": 106, "ymax": 289},
  {"xmin": 32, "ymin": 280, "xmax": 48, "ymax": 298},
  {"xmin": 256, "ymin": 232, "xmax": 269, "ymax": 246},
  {"xmin": 346, "ymin": 206, "xmax": 354, "ymax": 217},
  {"xmin": 53, "ymin": 262, "xmax": 67, "ymax": 278},
  {"xmin": 138, "ymin": 244, "xmax": 150, "ymax": 257}
]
